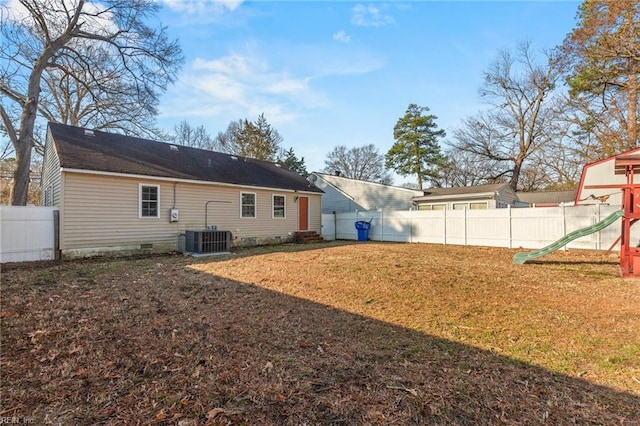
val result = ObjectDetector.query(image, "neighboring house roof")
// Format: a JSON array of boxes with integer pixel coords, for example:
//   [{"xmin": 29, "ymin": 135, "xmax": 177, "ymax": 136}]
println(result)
[
  {"xmin": 48, "ymin": 122, "xmax": 322, "ymax": 193},
  {"xmin": 413, "ymin": 183, "xmax": 511, "ymax": 202},
  {"xmin": 312, "ymin": 173, "xmax": 422, "ymax": 197},
  {"xmin": 516, "ymin": 190, "xmax": 577, "ymax": 206},
  {"xmin": 310, "ymin": 172, "xmax": 423, "ymax": 212}
]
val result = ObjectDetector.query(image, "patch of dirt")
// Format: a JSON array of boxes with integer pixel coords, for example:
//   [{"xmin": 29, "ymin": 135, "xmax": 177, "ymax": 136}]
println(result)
[{"xmin": 1, "ymin": 242, "xmax": 639, "ymax": 425}]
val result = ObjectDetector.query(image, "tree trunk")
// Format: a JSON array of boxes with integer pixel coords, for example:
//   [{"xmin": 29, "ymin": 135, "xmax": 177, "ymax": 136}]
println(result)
[
  {"xmin": 510, "ymin": 158, "xmax": 523, "ymax": 192},
  {"xmin": 624, "ymin": 4, "xmax": 638, "ymax": 150},
  {"xmin": 627, "ymin": 59, "xmax": 638, "ymax": 149},
  {"xmin": 10, "ymin": 137, "xmax": 32, "ymax": 205},
  {"xmin": 10, "ymin": 95, "xmax": 38, "ymax": 205},
  {"xmin": 9, "ymin": 30, "xmax": 67, "ymax": 205},
  {"xmin": 415, "ymin": 143, "xmax": 423, "ymax": 190}
]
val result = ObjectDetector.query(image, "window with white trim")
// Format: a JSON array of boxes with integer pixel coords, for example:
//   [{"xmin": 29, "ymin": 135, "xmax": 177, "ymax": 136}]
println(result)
[
  {"xmin": 139, "ymin": 184, "xmax": 159, "ymax": 218},
  {"xmin": 273, "ymin": 195, "xmax": 285, "ymax": 218},
  {"xmin": 241, "ymin": 192, "xmax": 256, "ymax": 218},
  {"xmin": 418, "ymin": 203, "xmax": 446, "ymax": 211},
  {"xmin": 469, "ymin": 202, "xmax": 488, "ymax": 210}
]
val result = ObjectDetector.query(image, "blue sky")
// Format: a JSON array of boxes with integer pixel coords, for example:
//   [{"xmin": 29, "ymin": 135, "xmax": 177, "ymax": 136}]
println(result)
[{"xmin": 156, "ymin": 1, "xmax": 581, "ymax": 182}]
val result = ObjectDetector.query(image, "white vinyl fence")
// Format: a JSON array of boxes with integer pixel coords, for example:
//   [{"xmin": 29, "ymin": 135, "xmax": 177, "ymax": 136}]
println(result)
[
  {"xmin": 0, "ymin": 206, "xmax": 59, "ymax": 263},
  {"xmin": 322, "ymin": 204, "xmax": 632, "ymax": 251},
  {"xmin": 0, "ymin": 205, "xmax": 630, "ymax": 263}
]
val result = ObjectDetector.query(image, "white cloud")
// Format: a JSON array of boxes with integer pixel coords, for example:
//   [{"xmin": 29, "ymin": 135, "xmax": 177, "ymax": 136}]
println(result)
[
  {"xmin": 161, "ymin": 0, "xmax": 242, "ymax": 14},
  {"xmin": 351, "ymin": 4, "xmax": 395, "ymax": 27},
  {"xmin": 160, "ymin": 42, "xmax": 384, "ymax": 127},
  {"xmin": 5, "ymin": 0, "xmax": 33, "ymax": 20},
  {"xmin": 160, "ymin": 51, "xmax": 324, "ymax": 125},
  {"xmin": 5, "ymin": 0, "xmax": 118, "ymax": 37},
  {"xmin": 332, "ymin": 30, "xmax": 351, "ymax": 43},
  {"xmin": 192, "ymin": 73, "xmax": 247, "ymax": 102},
  {"xmin": 264, "ymin": 77, "xmax": 310, "ymax": 96},
  {"xmin": 193, "ymin": 55, "xmax": 254, "ymax": 76}
]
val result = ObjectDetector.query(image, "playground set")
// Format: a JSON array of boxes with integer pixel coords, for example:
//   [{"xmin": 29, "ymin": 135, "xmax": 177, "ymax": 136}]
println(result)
[{"xmin": 513, "ymin": 154, "xmax": 640, "ymax": 278}]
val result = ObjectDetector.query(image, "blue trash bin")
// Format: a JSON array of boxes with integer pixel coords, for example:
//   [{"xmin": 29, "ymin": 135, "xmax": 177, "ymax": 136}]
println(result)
[{"xmin": 355, "ymin": 220, "xmax": 371, "ymax": 241}]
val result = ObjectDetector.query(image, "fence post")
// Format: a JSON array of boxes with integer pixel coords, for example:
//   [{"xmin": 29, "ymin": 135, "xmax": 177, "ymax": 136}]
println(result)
[
  {"xmin": 595, "ymin": 204, "xmax": 600, "ymax": 250},
  {"xmin": 410, "ymin": 210, "xmax": 413, "ymax": 244},
  {"xmin": 443, "ymin": 208, "xmax": 447, "ymax": 245},
  {"xmin": 464, "ymin": 207, "xmax": 467, "ymax": 246},
  {"xmin": 53, "ymin": 209, "xmax": 61, "ymax": 260},
  {"xmin": 562, "ymin": 204, "xmax": 567, "ymax": 251},
  {"xmin": 508, "ymin": 205, "xmax": 512, "ymax": 249}
]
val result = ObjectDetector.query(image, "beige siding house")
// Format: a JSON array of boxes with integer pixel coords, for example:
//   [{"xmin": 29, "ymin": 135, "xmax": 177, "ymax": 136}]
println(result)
[
  {"xmin": 41, "ymin": 123, "xmax": 323, "ymax": 258},
  {"xmin": 412, "ymin": 183, "xmax": 519, "ymax": 210},
  {"xmin": 309, "ymin": 174, "xmax": 524, "ymax": 212}
]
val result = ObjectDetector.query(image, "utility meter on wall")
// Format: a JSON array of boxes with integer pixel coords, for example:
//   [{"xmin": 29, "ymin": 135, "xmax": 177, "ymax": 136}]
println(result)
[{"xmin": 170, "ymin": 208, "xmax": 179, "ymax": 222}]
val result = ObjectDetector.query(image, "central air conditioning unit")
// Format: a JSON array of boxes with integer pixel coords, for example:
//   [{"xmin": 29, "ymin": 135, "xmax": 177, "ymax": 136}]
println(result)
[{"xmin": 185, "ymin": 230, "xmax": 232, "ymax": 254}]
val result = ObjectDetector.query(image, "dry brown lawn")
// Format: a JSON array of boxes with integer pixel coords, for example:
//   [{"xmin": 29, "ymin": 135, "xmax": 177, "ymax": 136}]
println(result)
[{"xmin": 1, "ymin": 241, "xmax": 639, "ymax": 425}]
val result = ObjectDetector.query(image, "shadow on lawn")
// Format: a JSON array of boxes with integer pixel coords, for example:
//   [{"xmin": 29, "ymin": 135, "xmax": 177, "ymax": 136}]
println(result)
[{"xmin": 1, "ymin": 256, "xmax": 638, "ymax": 425}]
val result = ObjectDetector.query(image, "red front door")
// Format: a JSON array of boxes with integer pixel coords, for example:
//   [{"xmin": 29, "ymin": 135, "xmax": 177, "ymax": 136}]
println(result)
[{"xmin": 298, "ymin": 196, "xmax": 309, "ymax": 231}]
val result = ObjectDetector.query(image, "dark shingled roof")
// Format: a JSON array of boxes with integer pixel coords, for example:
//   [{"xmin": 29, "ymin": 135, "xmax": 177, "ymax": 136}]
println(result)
[
  {"xmin": 48, "ymin": 122, "xmax": 322, "ymax": 193},
  {"xmin": 420, "ymin": 183, "xmax": 508, "ymax": 197},
  {"xmin": 516, "ymin": 190, "xmax": 577, "ymax": 205},
  {"xmin": 412, "ymin": 183, "xmax": 511, "ymax": 202}
]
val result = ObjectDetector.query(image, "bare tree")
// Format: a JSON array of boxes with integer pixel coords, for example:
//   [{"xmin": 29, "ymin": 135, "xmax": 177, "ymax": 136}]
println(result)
[
  {"xmin": 526, "ymin": 123, "xmax": 583, "ymax": 191},
  {"xmin": 560, "ymin": 88, "xmax": 635, "ymax": 161},
  {"xmin": 36, "ymin": 52, "xmax": 164, "ymax": 146},
  {"xmin": 449, "ymin": 41, "xmax": 561, "ymax": 191},
  {"xmin": 0, "ymin": 0, "xmax": 183, "ymax": 205},
  {"xmin": 439, "ymin": 148, "xmax": 504, "ymax": 188},
  {"xmin": 324, "ymin": 144, "xmax": 392, "ymax": 184},
  {"xmin": 171, "ymin": 120, "xmax": 215, "ymax": 150}
]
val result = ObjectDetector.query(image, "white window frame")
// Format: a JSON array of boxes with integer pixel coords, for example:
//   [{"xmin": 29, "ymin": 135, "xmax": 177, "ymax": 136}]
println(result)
[
  {"xmin": 418, "ymin": 203, "xmax": 446, "ymax": 211},
  {"xmin": 240, "ymin": 192, "xmax": 256, "ymax": 218},
  {"xmin": 469, "ymin": 201, "xmax": 489, "ymax": 210},
  {"xmin": 272, "ymin": 194, "xmax": 286, "ymax": 219},
  {"xmin": 139, "ymin": 184, "xmax": 160, "ymax": 218}
]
